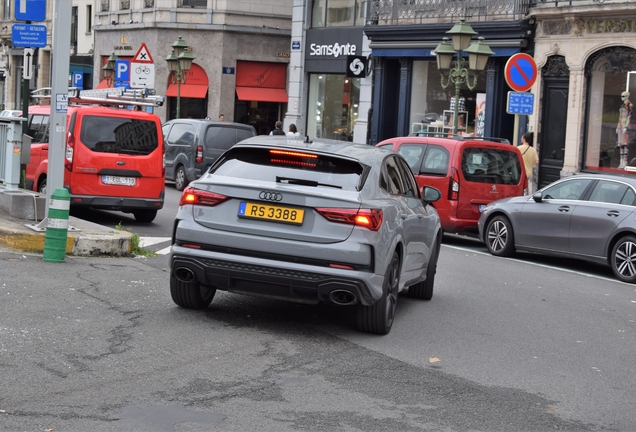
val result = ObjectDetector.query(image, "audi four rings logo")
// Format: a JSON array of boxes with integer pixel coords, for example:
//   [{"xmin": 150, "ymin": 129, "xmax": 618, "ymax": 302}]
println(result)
[{"xmin": 259, "ymin": 191, "xmax": 283, "ymax": 201}]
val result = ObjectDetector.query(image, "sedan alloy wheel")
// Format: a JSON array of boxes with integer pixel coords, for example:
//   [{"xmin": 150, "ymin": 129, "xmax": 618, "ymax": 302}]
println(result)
[
  {"xmin": 611, "ymin": 236, "xmax": 636, "ymax": 283},
  {"xmin": 486, "ymin": 216, "xmax": 515, "ymax": 257}
]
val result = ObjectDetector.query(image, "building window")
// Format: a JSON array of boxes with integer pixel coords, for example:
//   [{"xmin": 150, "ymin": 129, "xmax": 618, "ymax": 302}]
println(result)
[
  {"xmin": 409, "ymin": 60, "xmax": 486, "ymax": 137},
  {"xmin": 101, "ymin": 0, "xmax": 109, "ymax": 12},
  {"xmin": 584, "ymin": 46, "xmax": 636, "ymax": 173},
  {"xmin": 307, "ymin": 74, "xmax": 360, "ymax": 141},
  {"xmin": 3, "ymin": 0, "xmax": 10, "ymax": 20},
  {"xmin": 180, "ymin": 0, "xmax": 207, "ymax": 7},
  {"xmin": 71, "ymin": 6, "xmax": 78, "ymax": 47},
  {"xmin": 86, "ymin": 5, "xmax": 92, "ymax": 33},
  {"xmin": 120, "ymin": 0, "xmax": 130, "ymax": 10},
  {"xmin": 144, "ymin": 0, "xmax": 155, "ymax": 7},
  {"xmin": 312, "ymin": 0, "xmax": 366, "ymax": 27}
]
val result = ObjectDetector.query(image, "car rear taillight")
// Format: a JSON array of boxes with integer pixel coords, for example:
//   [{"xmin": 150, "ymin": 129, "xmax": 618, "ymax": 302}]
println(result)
[
  {"xmin": 316, "ymin": 208, "xmax": 383, "ymax": 231},
  {"xmin": 269, "ymin": 149, "xmax": 318, "ymax": 167},
  {"xmin": 162, "ymin": 141, "xmax": 166, "ymax": 177},
  {"xmin": 179, "ymin": 186, "xmax": 228, "ymax": 207},
  {"xmin": 65, "ymin": 134, "xmax": 74, "ymax": 171},
  {"xmin": 448, "ymin": 168, "xmax": 459, "ymax": 200},
  {"xmin": 196, "ymin": 145, "xmax": 203, "ymax": 163}
]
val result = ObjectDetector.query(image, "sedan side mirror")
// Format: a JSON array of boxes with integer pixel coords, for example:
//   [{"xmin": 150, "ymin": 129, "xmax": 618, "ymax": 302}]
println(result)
[
  {"xmin": 532, "ymin": 191, "xmax": 543, "ymax": 203},
  {"xmin": 422, "ymin": 186, "xmax": 442, "ymax": 203}
]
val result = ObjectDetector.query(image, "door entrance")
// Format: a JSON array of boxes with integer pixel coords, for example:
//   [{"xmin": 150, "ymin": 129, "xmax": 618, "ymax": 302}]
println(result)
[{"xmin": 538, "ymin": 56, "xmax": 570, "ymax": 188}]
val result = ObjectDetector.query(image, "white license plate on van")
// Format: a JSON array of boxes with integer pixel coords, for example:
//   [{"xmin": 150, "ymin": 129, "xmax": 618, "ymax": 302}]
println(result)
[{"xmin": 102, "ymin": 175, "xmax": 136, "ymax": 186}]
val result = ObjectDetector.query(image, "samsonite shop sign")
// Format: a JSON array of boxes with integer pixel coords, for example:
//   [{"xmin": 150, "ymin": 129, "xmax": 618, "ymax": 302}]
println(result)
[{"xmin": 305, "ymin": 28, "xmax": 363, "ymax": 74}]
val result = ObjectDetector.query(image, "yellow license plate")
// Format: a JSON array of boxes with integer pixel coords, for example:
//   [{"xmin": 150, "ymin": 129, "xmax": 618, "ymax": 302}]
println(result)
[{"xmin": 238, "ymin": 201, "xmax": 304, "ymax": 224}]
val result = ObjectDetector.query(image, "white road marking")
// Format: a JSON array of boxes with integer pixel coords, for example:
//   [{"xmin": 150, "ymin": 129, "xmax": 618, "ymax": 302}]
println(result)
[{"xmin": 139, "ymin": 237, "xmax": 171, "ymax": 247}]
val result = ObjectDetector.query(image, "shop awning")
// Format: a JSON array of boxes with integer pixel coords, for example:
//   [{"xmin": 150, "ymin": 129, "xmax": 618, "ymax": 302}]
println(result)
[
  {"xmin": 165, "ymin": 64, "xmax": 209, "ymax": 99},
  {"xmin": 235, "ymin": 61, "xmax": 287, "ymax": 103},
  {"xmin": 96, "ymin": 79, "xmax": 111, "ymax": 89},
  {"xmin": 166, "ymin": 84, "xmax": 208, "ymax": 98},
  {"xmin": 236, "ymin": 87, "xmax": 288, "ymax": 103}
]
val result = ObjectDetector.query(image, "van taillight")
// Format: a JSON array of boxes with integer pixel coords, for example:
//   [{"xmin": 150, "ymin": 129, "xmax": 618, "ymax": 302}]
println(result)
[
  {"xmin": 65, "ymin": 134, "xmax": 74, "ymax": 170},
  {"xmin": 449, "ymin": 168, "xmax": 459, "ymax": 200},
  {"xmin": 179, "ymin": 186, "xmax": 228, "ymax": 207},
  {"xmin": 196, "ymin": 145, "xmax": 203, "ymax": 163},
  {"xmin": 162, "ymin": 140, "xmax": 166, "ymax": 177},
  {"xmin": 316, "ymin": 208, "xmax": 383, "ymax": 231}
]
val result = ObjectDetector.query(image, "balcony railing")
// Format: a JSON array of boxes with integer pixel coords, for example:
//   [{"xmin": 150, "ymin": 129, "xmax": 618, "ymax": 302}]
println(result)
[
  {"xmin": 531, "ymin": 0, "xmax": 617, "ymax": 6},
  {"xmin": 367, "ymin": 0, "xmax": 532, "ymax": 25}
]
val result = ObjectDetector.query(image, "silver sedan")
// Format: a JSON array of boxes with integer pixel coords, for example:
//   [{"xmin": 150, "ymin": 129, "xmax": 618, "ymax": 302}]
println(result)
[
  {"xmin": 478, "ymin": 174, "xmax": 636, "ymax": 283},
  {"xmin": 170, "ymin": 136, "xmax": 443, "ymax": 334}
]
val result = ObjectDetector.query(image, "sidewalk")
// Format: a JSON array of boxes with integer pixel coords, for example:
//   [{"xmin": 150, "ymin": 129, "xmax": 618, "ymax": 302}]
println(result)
[{"xmin": 0, "ymin": 207, "xmax": 133, "ymax": 256}]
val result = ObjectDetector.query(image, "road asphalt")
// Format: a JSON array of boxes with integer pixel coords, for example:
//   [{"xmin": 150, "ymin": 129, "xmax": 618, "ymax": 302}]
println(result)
[{"xmin": 0, "ymin": 208, "xmax": 133, "ymax": 257}]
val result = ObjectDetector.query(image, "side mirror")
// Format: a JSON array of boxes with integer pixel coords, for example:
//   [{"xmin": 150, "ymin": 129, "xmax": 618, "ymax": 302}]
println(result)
[
  {"xmin": 532, "ymin": 191, "xmax": 543, "ymax": 203},
  {"xmin": 422, "ymin": 186, "xmax": 442, "ymax": 203}
]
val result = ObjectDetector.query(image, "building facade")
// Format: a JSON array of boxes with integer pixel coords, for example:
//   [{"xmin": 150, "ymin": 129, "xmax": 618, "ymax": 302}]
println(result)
[
  {"xmin": 528, "ymin": 0, "xmax": 636, "ymax": 187},
  {"xmin": 93, "ymin": 0, "xmax": 293, "ymax": 130}
]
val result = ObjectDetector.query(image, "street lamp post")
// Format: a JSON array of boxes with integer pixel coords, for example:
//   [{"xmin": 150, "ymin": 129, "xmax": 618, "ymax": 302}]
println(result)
[
  {"xmin": 434, "ymin": 19, "xmax": 494, "ymax": 134},
  {"xmin": 165, "ymin": 36, "xmax": 195, "ymax": 119},
  {"xmin": 102, "ymin": 52, "xmax": 119, "ymax": 87}
]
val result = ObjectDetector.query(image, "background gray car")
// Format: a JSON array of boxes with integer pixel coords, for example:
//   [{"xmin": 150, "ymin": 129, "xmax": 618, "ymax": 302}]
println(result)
[
  {"xmin": 478, "ymin": 173, "xmax": 636, "ymax": 283},
  {"xmin": 162, "ymin": 119, "xmax": 256, "ymax": 190},
  {"xmin": 170, "ymin": 136, "xmax": 443, "ymax": 334}
]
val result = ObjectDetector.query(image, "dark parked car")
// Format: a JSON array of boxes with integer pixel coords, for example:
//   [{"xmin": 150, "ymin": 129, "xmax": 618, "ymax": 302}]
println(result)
[
  {"xmin": 478, "ymin": 173, "xmax": 636, "ymax": 283},
  {"xmin": 170, "ymin": 136, "xmax": 443, "ymax": 334},
  {"xmin": 162, "ymin": 119, "xmax": 256, "ymax": 190}
]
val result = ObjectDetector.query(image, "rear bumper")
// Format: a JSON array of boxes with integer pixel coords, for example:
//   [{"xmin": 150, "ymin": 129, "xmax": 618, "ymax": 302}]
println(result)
[
  {"xmin": 68, "ymin": 190, "xmax": 164, "ymax": 211},
  {"xmin": 170, "ymin": 246, "xmax": 383, "ymax": 306}
]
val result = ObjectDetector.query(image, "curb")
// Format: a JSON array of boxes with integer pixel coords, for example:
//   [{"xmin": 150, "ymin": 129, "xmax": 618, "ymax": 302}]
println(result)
[{"xmin": 0, "ymin": 225, "xmax": 133, "ymax": 256}]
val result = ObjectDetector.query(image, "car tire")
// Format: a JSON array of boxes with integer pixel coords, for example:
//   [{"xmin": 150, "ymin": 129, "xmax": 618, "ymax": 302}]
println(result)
[
  {"xmin": 485, "ymin": 215, "xmax": 515, "ymax": 257},
  {"xmin": 408, "ymin": 234, "xmax": 440, "ymax": 300},
  {"xmin": 611, "ymin": 235, "xmax": 636, "ymax": 283},
  {"xmin": 37, "ymin": 177, "xmax": 47, "ymax": 195},
  {"xmin": 170, "ymin": 275, "xmax": 216, "ymax": 309},
  {"xmin": 133, "ymin": 209, "xmax": 157, "ymax": 223},
  {"xmin": 175, "ymin": 165, "xmax": 189, "ymax": 191},
  {"xmin": 356, "ymin": 251, "xmax": 399, "ymax": 335}
]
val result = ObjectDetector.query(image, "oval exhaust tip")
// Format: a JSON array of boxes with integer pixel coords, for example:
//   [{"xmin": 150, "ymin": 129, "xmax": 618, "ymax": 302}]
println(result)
[
  {"xmin": 174, "ymin": 267, "xmax": 197, "ymax": 283},
  {"xmin": 329, "ymin": 289, "xmax": 357, "ymax": 306}
]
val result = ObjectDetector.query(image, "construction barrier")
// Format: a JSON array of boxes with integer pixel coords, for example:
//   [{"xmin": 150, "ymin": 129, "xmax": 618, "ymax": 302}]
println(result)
[{"xmin": 43, "ymin": 188, "xmax": 70, "ymax": 262}]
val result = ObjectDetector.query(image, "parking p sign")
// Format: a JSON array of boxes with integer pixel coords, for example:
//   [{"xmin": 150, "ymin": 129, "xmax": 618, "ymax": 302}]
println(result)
[{"xmin": 115, "ymin": 59, "xmax": 130, "ymax": 83}]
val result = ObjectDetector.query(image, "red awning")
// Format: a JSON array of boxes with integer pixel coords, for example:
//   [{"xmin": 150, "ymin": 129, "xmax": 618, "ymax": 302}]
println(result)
[
  {"xmin": 235, "ymin": 87, "xmax": 288, "ymax": 103},
  {"xmin": 165, "ymin": 64, "xmax": 209, "ymax": 99},
  {"xmin": 96, "ymin": 79, "xmax": 111, "ymax": 89},
  {"xmin": 166, "ymin": 84, "xmax": 208, "ymax": 98}
]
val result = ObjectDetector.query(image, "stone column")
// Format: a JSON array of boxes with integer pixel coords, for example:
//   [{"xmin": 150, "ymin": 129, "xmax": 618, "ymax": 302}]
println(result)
[
  {"xmin": 562, "ymin": 67, "xmax": 585, "ymax": 175},
  {"xmin": 353, "ymin": 34, "xmax": 372, "ymax": 144}
]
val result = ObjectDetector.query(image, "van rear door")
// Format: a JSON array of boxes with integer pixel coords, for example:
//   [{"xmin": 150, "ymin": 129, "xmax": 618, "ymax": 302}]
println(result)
[
  {"xmin": 457, "ymin": 143, "xmax": 526, "ymax": 220},
  {"xmin": 69, "ymin": 108, "xmax": 164, "ymax": 199}
]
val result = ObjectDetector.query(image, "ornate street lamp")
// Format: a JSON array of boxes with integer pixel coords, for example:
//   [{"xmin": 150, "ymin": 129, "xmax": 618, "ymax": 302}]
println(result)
[
  {"xmin": 165, "ymin": 36, "xmax": 195, "ymax": 119},
  {"xmin": 433, "ymin": 19, "xmax": 493, "ymax": 134},
  {"xmin": 102, "ymin": 52, "xmax": 119, "ymax": 87}
]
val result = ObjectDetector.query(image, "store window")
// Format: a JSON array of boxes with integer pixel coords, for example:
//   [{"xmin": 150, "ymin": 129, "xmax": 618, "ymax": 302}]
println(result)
[
  {"xmin": 312, "ymin": 0, "xmax": 367, "ymax": 27},
  {"xmin": 307, "ymin": 74, "xmax": 360, "ymax": 141},
  {"xmin": 409, "ymin": 60, "xmax": 487, "ymax": 137},
  {"xmin": 584, "ymin": 46, "xmax": 636, "ymax": 173}
]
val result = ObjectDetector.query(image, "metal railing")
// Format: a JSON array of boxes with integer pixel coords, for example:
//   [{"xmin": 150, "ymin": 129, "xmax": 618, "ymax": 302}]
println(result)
[
  {"xmin": 530, "ymin": 0, "xmax": 616, "ymax": 6},
  {"xmin": 366, "ymin": 0, "xmax": 532, "ymax": 25}
]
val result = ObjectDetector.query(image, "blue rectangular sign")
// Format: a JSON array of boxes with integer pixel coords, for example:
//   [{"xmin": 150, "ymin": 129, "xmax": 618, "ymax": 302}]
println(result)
[
  {"xmin": 12, "ymin": 24, "xmax": 46, "ymax": 47},
  {"xmin": 222, "ymin": 67, "xmax": 235, "ymax": 74},
  {"xmin": 506, "ymin": 91, "xmax": 534, "ymax": 115},
  {"xmin": 115, "ymin": 59, "xmax": 130, "ymax": 82},
  {"xmin": 15, "ymin": 0, "xmax": 47, "ymax": 22}
]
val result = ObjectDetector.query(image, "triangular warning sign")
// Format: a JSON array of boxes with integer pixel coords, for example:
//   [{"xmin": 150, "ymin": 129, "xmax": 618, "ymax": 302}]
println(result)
[{"xmin": 133, "ymin": 43, "xmax": 154, "ymax": 63}]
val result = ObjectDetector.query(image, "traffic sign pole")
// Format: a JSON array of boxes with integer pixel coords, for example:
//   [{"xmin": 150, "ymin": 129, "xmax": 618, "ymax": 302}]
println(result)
[{"xmin": 46, "ymin": 0, "xmax": 72, "ymax": 213}]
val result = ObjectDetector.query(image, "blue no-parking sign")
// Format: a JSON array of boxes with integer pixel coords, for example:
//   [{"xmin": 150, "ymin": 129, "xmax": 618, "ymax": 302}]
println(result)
[{"xmin": 504, "ymin": 53, "xmax": 537, "ymax": 92}]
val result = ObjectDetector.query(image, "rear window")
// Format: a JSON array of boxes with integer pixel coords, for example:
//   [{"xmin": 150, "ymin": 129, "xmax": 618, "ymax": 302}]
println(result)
[
  {"xmin": 80, "ymin": 115, "xmax": 158, "ymax": 155},
  {"xmin": 210, "ymin": 147, "xmax": 365, "ymax": 192},
  {"xmin": 461, "ymin": 148, "xmax": 522, "ymax": 185},
  {"xmin": 166, "ymin": 122, "xmax": 195, "ymax": 145},
  {"xmin": 236, "ymin": 128, "xmax": 255, "ymax": 143},
  {"xmin": 205, "ymin": 126, "xmax": 237, "ymax": 151}
]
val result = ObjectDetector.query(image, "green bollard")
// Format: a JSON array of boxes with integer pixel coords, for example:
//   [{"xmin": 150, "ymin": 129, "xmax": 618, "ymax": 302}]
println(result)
[{"xmin": 43, "ymin": 188, "xmax": 70, "ymax": 263}]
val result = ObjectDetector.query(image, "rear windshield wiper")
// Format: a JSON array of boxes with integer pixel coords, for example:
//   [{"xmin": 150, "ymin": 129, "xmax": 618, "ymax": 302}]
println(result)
[{"xmin": 276, "ymin": 176, "xmax": 342, "ymax": 189}]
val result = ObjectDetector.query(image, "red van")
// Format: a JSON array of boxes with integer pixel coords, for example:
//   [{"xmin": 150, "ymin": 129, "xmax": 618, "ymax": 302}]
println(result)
[
  {"xmin": 25, "ymin": 102, "xmax": 165, "ymax": 223},
  {"xmin": 377, "ymin": 135, "xmax": 527, "ymax": 233}
]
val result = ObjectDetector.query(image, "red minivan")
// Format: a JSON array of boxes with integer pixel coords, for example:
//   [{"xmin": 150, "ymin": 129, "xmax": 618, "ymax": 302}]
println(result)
[
  {"xmin": 377, "ymin": 135, "xmax": 527, "ymax": 233},
  {"xmin": 26, "ymin": 104, "xmax": 165, "ymax": 223}
]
